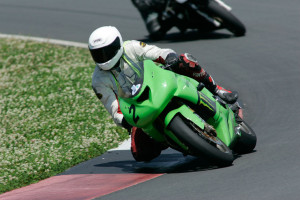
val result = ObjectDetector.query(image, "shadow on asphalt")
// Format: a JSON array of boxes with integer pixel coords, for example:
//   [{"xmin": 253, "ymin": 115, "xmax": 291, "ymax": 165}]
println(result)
[
  {"xmin": 94, "ymin": 150, "xmax": 220, "ymax": 174},
  {"xmin": 138, "ymin": 30, "xmax": 235, "ymax": 44},
  {"xmin": 61, "ymin": 148, "xmax": 256, "ymax": 175}
]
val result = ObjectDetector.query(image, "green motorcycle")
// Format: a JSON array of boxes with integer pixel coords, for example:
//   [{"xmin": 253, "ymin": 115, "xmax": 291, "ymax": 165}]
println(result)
[{"xmin": 114, "ymin": 59, "xmax": 256, "ymax": 166}]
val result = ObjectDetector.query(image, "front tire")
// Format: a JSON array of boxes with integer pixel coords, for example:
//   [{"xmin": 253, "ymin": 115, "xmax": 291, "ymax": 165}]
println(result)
[
  {"xmin": 206, "ymin": 0, "xmax": 246, "ymax": 36},
  {"xmin": 169, "ymin": 115, "xmax": 234, "ymax": 166}
]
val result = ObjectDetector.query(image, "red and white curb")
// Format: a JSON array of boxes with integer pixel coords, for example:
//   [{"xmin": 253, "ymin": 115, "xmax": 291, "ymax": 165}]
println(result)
[{"xmin": 0, "ymin": 174, "xmax": 163, "ymax": 200}]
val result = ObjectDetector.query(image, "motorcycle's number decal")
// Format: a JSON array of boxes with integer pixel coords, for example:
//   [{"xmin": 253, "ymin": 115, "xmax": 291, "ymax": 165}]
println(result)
[{"xmin": 129, "ymin": 105, "xmax": 140, "ymax": 124}]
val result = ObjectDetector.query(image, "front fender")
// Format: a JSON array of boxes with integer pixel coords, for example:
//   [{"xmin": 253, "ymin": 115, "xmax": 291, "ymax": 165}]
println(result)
[
  {"xmin": 162, "ymin": 104, "xmax": 206, "ymax": 150},
  {"xmin": 165, "ymin": 104, "xmax": 205, "ymax": 130}
]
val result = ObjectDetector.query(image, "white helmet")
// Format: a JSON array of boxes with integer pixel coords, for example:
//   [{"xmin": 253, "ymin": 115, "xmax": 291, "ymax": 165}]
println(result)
[{"xmin": 88, "ymin": 26, "xmax": 123, "ymax": 70}]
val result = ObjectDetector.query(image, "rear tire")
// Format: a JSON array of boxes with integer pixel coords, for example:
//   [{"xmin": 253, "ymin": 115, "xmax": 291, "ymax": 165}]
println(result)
[
  {"xmin": 206, "ymin": 0, "xmax": 246, "ymax": 36},
  {"xmin": 169, "ymin": 115, "xmax": 234, "ymax": 166},
  {"xmin": 233, "ymin": 121, "xmax": 257, "ymax": 154}
]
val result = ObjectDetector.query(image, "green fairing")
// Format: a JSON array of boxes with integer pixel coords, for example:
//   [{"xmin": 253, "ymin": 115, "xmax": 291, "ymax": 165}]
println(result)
[{"xmin": 118, "ymin": 59, "xmax": 239, "ymax": 152}]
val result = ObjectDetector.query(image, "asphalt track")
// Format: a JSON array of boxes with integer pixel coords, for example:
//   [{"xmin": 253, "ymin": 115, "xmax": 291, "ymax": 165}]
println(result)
[{"xmin": 0, "ymin": 0, "xmax": 300, "ymax": 199}]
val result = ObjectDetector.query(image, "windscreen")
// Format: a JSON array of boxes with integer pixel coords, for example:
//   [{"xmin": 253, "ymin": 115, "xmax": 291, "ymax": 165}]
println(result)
[{"xmin": 116, "ymin": 61, "xmax": 144, "ymax": 98}]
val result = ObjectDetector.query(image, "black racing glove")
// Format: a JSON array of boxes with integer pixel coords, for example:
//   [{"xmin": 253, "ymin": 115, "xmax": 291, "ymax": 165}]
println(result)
[
  {"xmin": 164, "ymin": 52, "xmax": 179, "ymax": 70},
  {"xmin": 121, "ymin": 117, "xmax": 133, "ymax": 134}
]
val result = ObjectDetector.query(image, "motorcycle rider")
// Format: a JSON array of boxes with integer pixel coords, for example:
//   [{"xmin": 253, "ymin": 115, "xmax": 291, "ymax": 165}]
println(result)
[
  {"xmin": 89, "ymin": 26, "xmax": 238, "ymax": 161},
  {"xmin": 131, "ymin": 0, "xmax": 171, "ymax": 40}
]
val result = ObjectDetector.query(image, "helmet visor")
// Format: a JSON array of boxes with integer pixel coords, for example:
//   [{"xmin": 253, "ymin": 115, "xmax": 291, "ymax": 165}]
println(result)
[{"xmin": 90, "ymin": 37, "xmax": 121, "ymax": 63}]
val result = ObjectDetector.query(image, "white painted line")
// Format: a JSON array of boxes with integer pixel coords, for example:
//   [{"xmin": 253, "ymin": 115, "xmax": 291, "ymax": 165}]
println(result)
[
  {"xmin": 0, "ymin": 33, "xmax": 87, "ymax": 48},
  {"xmin": 109, "ymin": 138, "xmax": 131, "ymax": 151}
]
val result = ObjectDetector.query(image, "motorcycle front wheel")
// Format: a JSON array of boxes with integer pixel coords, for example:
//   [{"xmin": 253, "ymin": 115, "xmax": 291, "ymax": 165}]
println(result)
[
  {"xmin": 206, "ymin": 0, "xmax": 246, "ymax": 36},
  {"xmin": 169, "ymin": 115, "xmax": 234, "ymax": 166}
]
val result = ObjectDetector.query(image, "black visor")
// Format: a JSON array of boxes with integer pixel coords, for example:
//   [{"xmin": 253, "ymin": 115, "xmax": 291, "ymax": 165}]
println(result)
[{"xmin": 90, "ymin": 37, "xmax": 121, "ymax": 63}]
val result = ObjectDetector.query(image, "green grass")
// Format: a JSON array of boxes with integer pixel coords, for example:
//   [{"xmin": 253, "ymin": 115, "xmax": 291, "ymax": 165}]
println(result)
[{"xmin": 0, "ymin": 38, "xmax": 128, "ymax": 193}]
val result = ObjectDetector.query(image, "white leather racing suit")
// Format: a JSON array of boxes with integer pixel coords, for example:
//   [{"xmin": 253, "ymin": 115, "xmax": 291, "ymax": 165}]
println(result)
[{"xmin": 92, "ymin": 40, "xmax": 175, "ymax": 127}]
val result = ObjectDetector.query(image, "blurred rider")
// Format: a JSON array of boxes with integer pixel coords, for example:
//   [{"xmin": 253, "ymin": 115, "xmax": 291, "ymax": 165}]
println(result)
[
  {"xmin": 131, "ymin": 0, "xmax": 175, "ymax": 40},
  {"xmin": 89, "ymin": 26, "xmax": 238, "ymax": 162}
]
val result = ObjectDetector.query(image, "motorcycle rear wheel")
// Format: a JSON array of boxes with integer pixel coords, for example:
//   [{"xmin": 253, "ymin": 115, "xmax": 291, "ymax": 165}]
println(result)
[
  {"xmin": 169, "ymin": 115, "xmax": 234, "ymax": 166},
  {"xmin": 206, "ymin": 0, "xmax": 246, "ymax": 36},
  {"xmin": 233, "ymin": 121, "xmax": 257, "ymax": 154}
]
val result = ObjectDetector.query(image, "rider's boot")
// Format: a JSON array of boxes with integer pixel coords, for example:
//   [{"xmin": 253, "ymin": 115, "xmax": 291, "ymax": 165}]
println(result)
[
  {"xmin": 199, "ymin": 69, "xmax": 238, "ymax": 104},
  {"xmin": 176, "ymin": 53, "xmax": 238, "ymax": 104},
  {"xmin": 215, "ymin": 85, "xmax": 239, "ymax": 104}
]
